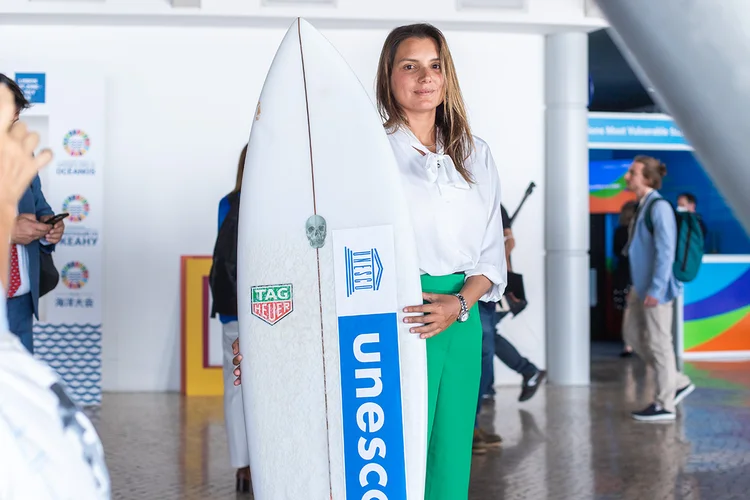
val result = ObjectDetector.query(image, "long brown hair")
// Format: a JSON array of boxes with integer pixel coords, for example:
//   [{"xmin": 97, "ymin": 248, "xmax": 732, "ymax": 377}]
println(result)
[
  {"xmin": 619, "ymin": 200, "xmax": 637, "ymax": 227},
  {"xmin": 634, "ymin": 154, "xmax": 667, "ymax": 190},
  {"xmin": 232, "ymin": 144, "xmax": 247, "ymax": 193},
  {"xmin": 376, "ymin": 23, "xmax": 475, "ymax": 183}
]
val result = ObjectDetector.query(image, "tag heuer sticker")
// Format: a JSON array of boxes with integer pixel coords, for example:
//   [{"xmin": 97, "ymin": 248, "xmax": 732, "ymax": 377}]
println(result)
[{"xmin": 251, "ymin": 284, "xmax": 293, "ymax": 326}]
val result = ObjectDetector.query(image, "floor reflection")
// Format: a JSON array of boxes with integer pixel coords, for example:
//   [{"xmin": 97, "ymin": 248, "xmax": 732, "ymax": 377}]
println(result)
[{"xmin": 89, "ymin": 349, "xmax": 750, "ymax": 499}]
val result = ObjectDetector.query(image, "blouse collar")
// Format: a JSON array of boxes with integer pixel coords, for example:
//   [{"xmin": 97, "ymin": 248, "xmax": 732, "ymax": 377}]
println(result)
[{"xmin": 392, "ymin": 126, "xmax": 471, "ymax": 194}]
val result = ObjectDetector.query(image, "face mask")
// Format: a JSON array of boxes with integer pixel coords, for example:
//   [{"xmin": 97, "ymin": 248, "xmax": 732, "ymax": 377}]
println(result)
[{"xmin": 676, "ymin": 206, "xmax": 688, "ymax": 213}]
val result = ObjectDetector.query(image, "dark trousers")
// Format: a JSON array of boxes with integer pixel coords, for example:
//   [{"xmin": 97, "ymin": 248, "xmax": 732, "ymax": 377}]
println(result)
[
  {"xmin": 477, "ymin": 301, "xmax": 537, "ymax": 418},
  {"xmin": 7, "ymin": 293, "xmax": 34, "ymax": 353}
]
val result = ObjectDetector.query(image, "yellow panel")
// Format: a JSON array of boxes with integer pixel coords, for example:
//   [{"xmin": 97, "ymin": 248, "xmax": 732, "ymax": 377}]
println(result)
[{"xmin": 181, "ymin": 256, "xmax": 224, "ymax": 396}]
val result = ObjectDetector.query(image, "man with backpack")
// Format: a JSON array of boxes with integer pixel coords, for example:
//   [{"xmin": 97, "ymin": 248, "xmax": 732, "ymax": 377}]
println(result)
[
  {"xmin": 677, "ymin": 192, "xmax": 708, "ymax": 247},
  {"xmin": 622, "ymin": 155, "xmax": 699, "ymax": 422}
]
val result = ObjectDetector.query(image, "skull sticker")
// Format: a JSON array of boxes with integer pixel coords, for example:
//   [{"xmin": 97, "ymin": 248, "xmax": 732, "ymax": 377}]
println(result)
[{"xmin": 305, "ymin": 215, "xmax": 327, "ymax": 249}]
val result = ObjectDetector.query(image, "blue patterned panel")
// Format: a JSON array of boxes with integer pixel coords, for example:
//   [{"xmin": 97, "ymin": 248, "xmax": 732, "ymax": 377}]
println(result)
[{"xmin": 33, "ymin": 323, "xmax": 102, "ymax": 406}]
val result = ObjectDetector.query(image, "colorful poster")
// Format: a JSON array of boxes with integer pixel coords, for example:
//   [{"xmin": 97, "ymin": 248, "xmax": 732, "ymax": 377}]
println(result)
[
  {"xmin": 683, "ymin": 261, "xmax": 750, "ymax": 356},
  {"xmin": 589, "ymin": 159, "xmax": 636, "ymax": 214}
]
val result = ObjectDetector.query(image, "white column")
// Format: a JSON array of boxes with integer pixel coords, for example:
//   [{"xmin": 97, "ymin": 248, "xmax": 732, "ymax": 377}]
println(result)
[
  {"xmin": 596, "ymin": 0, "xmax": 750, "ymax": 235},
  {"xmin": 544, "ymin": 32, "xmax": 590, "ymax": 386}
]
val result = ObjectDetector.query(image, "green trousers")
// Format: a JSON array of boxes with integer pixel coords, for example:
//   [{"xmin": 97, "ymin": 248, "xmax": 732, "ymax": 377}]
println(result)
[{"xmin": 421, "ymin": 274, "xmax": 482, "ymax": 500}]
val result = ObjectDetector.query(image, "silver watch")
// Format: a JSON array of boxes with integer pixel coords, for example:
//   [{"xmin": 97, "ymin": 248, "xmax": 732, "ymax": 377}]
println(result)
[{"xmin": 453, "ymin": 293, "xmax": 469, "ymax": 323}]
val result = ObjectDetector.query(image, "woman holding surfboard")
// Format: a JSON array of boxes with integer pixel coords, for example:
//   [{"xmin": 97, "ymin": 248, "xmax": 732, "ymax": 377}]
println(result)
[
  {"xmin": 232, "ymin": 22, "xmax": 506, "ymax": 500},
  {"xmin": 378, "ymin": 23, "xmax": 507, "ymax": 499}
]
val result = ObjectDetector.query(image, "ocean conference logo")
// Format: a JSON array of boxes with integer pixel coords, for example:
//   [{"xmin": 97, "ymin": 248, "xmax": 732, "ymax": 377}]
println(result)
[
  {"xmin": 62, "ymin": 194, "xmax": 90, "ymax": 223},
  {"xmin": 61, "ymin": 261, "xmax": 90, "ymax": 290},
  {"xmin": 250, "ymin": 284, "xmax": 293, "ymax": 326},
  {"xmin": 63, "ymin": 129, "xmax": 91, "ymax": 157}
]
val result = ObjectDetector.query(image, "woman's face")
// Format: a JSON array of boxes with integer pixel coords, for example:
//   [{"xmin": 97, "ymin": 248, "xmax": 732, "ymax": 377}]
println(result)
[{"xmin": 390, "ymin": 37, "xmax": 445, "ymax": 117}]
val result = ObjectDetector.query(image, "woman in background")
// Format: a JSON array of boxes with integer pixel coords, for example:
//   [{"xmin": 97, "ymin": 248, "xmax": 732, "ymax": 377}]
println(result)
[
  {"xmin": 210, "ymin": 145, "xmax": 251, "ymax": 492},
  {"xmin": 613, "ymin": 200, "xmax": 637, "ymax": 357}
]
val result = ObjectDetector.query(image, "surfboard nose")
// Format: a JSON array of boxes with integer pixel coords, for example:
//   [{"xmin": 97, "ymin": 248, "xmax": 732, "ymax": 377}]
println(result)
[
  {"xmin": 295, "ymin": 17, "xmax": 325, "ymax": 43},
  {"xmin": 296, "ymin": 17, "xmax": 312, "ymax": 30},
  {"xmin": 282, "ymin": 17, "xmax": 321, "ymax": 48}
]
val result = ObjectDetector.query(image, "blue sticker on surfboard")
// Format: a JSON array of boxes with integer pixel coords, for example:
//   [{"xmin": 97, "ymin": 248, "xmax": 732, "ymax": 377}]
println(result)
[{"xmin": 333, "ymin": 226, "xmax": 407, "ymax": 500}]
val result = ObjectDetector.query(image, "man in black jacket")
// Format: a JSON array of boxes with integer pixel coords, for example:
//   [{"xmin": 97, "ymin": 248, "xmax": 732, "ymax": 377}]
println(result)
[{"xmin": 473, "ymin": 204, "xmax": 546, "ymax": 454}]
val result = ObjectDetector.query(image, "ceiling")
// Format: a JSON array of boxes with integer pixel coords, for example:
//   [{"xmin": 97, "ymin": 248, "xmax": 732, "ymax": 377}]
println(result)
[{"xmin": 588, "ymin": 28, "xmax": 657, "ymax": 112}]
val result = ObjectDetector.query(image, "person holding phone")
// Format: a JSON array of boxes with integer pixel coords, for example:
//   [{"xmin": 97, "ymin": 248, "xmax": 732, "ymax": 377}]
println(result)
[
  {"xmin": 0, "ymin": 80, "xmax": 111, "ymax": 500},
  {"xmin": 0, "ymin": 74, "xmax": 66, "ymax": 353}
]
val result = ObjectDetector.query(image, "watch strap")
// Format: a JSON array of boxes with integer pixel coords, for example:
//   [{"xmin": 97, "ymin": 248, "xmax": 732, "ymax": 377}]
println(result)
[{"xmin": 454, "ymin": 293, "xmax": 468, "ymax": 320}]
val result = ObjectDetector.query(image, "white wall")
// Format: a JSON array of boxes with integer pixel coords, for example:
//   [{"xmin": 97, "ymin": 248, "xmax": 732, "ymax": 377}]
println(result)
[{"xmin": 0, "ymin": 24, "xmax": 546, "ymax": 391}]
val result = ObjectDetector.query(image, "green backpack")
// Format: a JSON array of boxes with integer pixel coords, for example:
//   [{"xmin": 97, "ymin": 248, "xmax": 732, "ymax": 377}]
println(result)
[{"xmin": 644, "ymin": 197, "xmax": 705, "ymax": 282}]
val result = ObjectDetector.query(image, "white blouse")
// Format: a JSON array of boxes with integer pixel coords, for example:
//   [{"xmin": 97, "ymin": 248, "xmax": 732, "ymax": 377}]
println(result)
[{"xmin": 388, "ymin": 126, "xmax": 507, "ymax": 302}]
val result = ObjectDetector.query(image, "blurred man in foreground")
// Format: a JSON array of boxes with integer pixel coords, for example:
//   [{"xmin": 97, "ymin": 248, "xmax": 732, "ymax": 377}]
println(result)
[{"xmin": 0, "ymin": 82, "xmax": 110, "ymax": 499}]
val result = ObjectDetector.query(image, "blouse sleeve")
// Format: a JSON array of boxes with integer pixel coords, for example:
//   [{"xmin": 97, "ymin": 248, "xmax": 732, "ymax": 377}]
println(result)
[{"xmin": 464, "ymin": 146, "xmax": 508, "ymax": 302}]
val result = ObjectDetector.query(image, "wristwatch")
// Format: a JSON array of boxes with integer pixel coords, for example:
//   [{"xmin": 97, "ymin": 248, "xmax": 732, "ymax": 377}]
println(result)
[{"xmin": 453, "ymin": 293, "xmax": 469, "ymax": 323}]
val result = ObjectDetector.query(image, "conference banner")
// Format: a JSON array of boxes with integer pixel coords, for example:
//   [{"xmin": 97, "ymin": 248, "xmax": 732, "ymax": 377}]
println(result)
[{"xmin": 5, "ymin": 67, "xmax": 106, "ymax": 406}]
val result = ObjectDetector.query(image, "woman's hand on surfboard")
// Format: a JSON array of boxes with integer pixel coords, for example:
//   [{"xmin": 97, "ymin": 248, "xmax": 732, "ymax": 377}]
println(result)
[
  {"xmin": 232, "ymin": 337, "xmax": 243, "ymax": 386},
  {"xmin": 402, "ymin": 293, "xmax": 462, "ymax": 339}
]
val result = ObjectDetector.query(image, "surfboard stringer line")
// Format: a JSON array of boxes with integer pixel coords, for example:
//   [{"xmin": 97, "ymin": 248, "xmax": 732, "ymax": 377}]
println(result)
[{"xmin": 297, "ymin": 18, "xmax": 334, "ymax": 500}]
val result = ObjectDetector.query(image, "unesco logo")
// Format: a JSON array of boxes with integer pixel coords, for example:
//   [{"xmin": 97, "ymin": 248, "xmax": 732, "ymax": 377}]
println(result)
[
  {"xmin": 344, "ymin": 247, "xmax": 383, "ymax": 298},
  {"xmin": 63, "ymin": 129, "xmax": 91, "ymax": 157},
  {"xmin": 61, "ymin": 194, "xmax": 90, "ymax": 223},
  {"xmin": 61, "ymin": 261, "xmax": 90, "ymax": 290}
]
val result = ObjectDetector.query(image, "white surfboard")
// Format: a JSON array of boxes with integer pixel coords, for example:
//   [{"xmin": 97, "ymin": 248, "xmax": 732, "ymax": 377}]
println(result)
[{"xmin": 237, "ymin": 18, "xmax": 427, "ymax": 500}]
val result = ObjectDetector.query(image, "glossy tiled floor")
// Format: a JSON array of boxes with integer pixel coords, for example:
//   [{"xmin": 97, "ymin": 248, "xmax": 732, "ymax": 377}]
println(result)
[{"xmin": 89, "ymin": 346, "xmax": 750, "ymax": 500}]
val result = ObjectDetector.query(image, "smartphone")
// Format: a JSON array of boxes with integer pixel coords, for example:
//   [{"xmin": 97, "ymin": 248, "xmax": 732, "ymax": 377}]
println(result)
[{"xmin": 45, "ymin": 213, "xmax": 69, "ymax": 225}]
